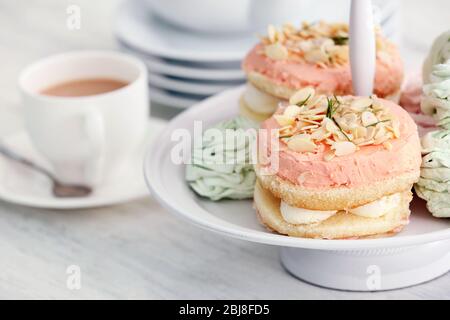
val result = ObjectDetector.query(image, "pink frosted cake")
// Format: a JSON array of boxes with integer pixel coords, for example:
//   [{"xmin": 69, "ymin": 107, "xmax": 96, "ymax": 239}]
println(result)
[
  {"xmin": 254, "ymin": 89, "xmax": 421, "ymax": 239},
  {"xmin": 240, "ymin": 22, "xmax": 404, "ymax": 122}
]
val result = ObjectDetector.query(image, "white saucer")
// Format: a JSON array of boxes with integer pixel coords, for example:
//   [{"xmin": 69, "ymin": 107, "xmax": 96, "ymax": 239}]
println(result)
[
  {"xmin": 119, "ymin": 43, "xmax": 245, "ymax": 81},
  {"xmin": 148, "ymin": 73, "xmax": 241, "ymax": 96},
  {"xmin": 144, "ymin": 58, "xmax": 245, "ymax": 82},
  {"xmin": 150, "ymin": 86, "xmax": 202, "ymax": 109},
  {"xmin": 0, "ymin": 118, "xmax": 166, "ymax": 209},
  {"xmin": 144, "ymin": 86, "xmax": 450, "ymax": 291},
  {"xmin": 114, "ymin": 0, "xmax": 255, "ymax": 62}
]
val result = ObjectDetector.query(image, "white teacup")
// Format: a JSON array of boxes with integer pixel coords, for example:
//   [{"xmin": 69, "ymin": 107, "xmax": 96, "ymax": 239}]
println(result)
[{"xmin": 19, "ymin": 51, "xmax": 148, "ymax": 187}]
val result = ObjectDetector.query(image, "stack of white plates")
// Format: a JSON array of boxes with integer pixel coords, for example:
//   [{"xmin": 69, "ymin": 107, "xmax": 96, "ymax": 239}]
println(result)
[
  {"xmin": 115, "ymin": 0, "xmax": 251, "ymax": 109},
  {"xmin": 115, "ymin": 0, "xmax": 400, "ymax": 110}
]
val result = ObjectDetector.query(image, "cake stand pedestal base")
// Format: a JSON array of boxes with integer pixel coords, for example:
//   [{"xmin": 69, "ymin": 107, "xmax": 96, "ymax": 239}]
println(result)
[{"xmin": 280, "ymin": 240, "xmax": 450, "ymax": 291}]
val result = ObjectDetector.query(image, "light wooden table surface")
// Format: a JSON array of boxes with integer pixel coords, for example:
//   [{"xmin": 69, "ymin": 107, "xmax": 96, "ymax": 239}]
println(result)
[{"xmin": 0, "ymin": 0, "xmax": 449, "ymax": 299}]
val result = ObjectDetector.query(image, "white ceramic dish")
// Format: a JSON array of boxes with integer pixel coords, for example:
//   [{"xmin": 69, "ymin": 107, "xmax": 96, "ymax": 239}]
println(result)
[
  {"xmin": 147, "ymin": 0, "xmax": 399, "ymax": 34},
  {"xmin": 144, "ymin": 86, "xmax": 450, "ymax": 291},
  {"xmin": 149, "ymin": 86, "xmax": 201, "ymax": 109},
  {"xmin": 146, "ymin": 0, "xmax": 306, "ymax": 34},
  {"xmin": 118, "ymin": 43, "xmax": 245, "ymax": 81},
  {"xmin": 148, "ymin": 73, "xmax": 241, "ymax": 96},
  {"xmin": 143, "ymin": 57, "xmax": 244, "ymax": 81},
  {"xmin": 0, "ymin": 118, "xmax": 166, "ymax": 209},
  {"xmin": 115, "ymin": 0, "xmax": 255, "ymax": 62}
]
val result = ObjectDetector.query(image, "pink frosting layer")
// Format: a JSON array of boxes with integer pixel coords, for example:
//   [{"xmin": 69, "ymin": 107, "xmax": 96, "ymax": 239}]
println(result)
[
  {"xmin": 400, "ymin": 73, "xmax": 422, "ymax": 114},
  {"xmin": 243, "ymin": 44, "xmax": 404, "ymax": 98},
  {"xmin": 259, "ymin": 99, "xmax": 421, "ymax": 190},
  {"xmin": 399, "ymin": 73, "xmax": 437, "ymax": 136}
]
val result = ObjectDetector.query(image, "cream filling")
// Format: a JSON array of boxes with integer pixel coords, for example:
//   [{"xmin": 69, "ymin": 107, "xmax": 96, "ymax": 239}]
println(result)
[
  {"xmin": 348, "ymin": 193, "xmax": 401, "ymax": 218},
  {"xmin": 280, "ymin": 193, "xmax": 402, "ymax": 225},
  {"xmin": 280, "ymin": 201, "xmax": 337, "ymax": 225},
  {"xmin": 243, "ymin": 83, "xmax": 281, "ymax": 114}
]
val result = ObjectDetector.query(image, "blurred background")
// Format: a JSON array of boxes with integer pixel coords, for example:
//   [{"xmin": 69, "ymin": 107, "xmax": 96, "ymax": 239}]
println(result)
[{"xmin": 1, "ymin": 0, "xmax": 449, "ymax": 136}]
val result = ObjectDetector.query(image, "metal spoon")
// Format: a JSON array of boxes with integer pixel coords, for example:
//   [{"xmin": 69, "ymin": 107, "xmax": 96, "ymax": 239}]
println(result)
[{"xmin": 0, "ymin": 144, "xmax": 92, "ymax": 198}]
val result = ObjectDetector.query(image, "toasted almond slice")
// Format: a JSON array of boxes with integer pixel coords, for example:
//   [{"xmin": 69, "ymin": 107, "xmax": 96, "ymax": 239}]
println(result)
[
  {"xmin": 374, "ymin": 126, "xmax": 387, "ymax": 140},
  {"xmin": 282, "ymin": 23, "xmax": 296, "ymax": 35},
  {"xmin": 374, "ymin": 135, "xmax": 390, "ymax": 145},
  {"xmin": 267, "ymin": 24, "xmax": 277, "ymax": 43},
  {"xmin": 371, "ymin": 102, "xmax": 385, "ymax": 111},
  {"xmin": 265, "ymin": 43, "xmax": 289, "ymax": 60},
  {"xmin": 351, "ymin": 98, "xmax": 373, "ymax": 112},
  {"xmin": 383, "ymin": 141, "xmax": 393, "ymax": 151},
  {"xmin": 361, "ymin": 111, "xmax": 378, "ymax": 127},
  {"xmin": 279, "ymin": 126, "xmax": 296, "ymax": 138},
  {"xmin": 345, "ymin": 133, "xmax": 354, "ymax": 141},
  {"xmin": 277, "ymin": 30, "xmax": 285, "ymax": 43},
  {"xmin": 284, "ymin": 105, "xmax": 302, "ymax": 118},
  {"xmin": 299, "ymin": 125, "xmax": 319, "ymax": 132},
  {"xmin": 287, "ymin": 135, "xmax": 317, "ymax": 152},
  {"xmin": 304, "ymin": 49, "xmax": 329, "ymax": 64},
  {"xmin": 274, "ymin": 114, "xmax": 295, "ymax": 127},
  {"xmin": 329, "ymin": 45, "xmax": 349, "ymax": 61},
  {"xmin": 357, "ymin": 139, "xmax": 375, "ymax": 147},
  {"xmin": 378, "ymin": 115, "xmax": 391, "ymax": 122},
  {"xmin": 335, "ymin": 121, "xmax": 349, "ymax": 132},
  {"xmin": 298, "ymin": 39, "xmax": 314, "ymax": 52},
  {"xmin": 324, "ymin": 150, "xmax": 335, "ymax": 161},
  {"xmin": 306, "ymin": 95, "xmax": 325, "ymax": 108},
  {"xmin": 353, "ymin": 126, "xmax": 367, "ymax": 139},
  {"xmin": 305, "ymin": 105, "xmax": 328, "ymax": 115},
  {"xmin": 304, "ymin": 114, "xmax": 326, "ymax": 121},
  {"xmin": 385, "ymin": 125, "xmax": 396, "ymax": 136},
  {"xmin": 321, "ymin": 38, "xmax": 335, "ymax": 51},
  {"xmin": 310, "ymin": 128, "xmax": 328, "ymax": 140},
  {"xmin": 323, "ymin": 118, "xmax": 339, "ymax": 133},
  {"xmin": 296, "ymin": 121, "xmax": 309, "ymax": 128},
  {"xmin": 332, "ymin": 141, "xmax": 356, "ymax": 156},
  {"xmin": 342, "ymin": 113, "xmax": 357, "ymax": 125},
  {"xmin": 289, "ymin": 87, "xmax": 315, "ymax": 105},
  {"xmin": 298, "ymin": 118, "xmax": 322, "ymax": 126},
  {"xmin": 391, "ymin": 119, "xmax": 401, "ymax": 138},
  {"xmin": 375, "ymin": 110, "xmax": 385, "ymax": 118},
  {"xmin": 296, "ymin": 105, "xmax": 308, "ymax": 113},
  {"xmin": 366, "ymin": 126, "xmax": 376, "ymax": 140},
  {"xmin": 333, "ymin": 131, "xmax": 348, "ymax": 142},
  {"xmin": 352, "ymin": 138, "xmax": 365, "ymax": 145},
  {"xmin": 302, "ymin": 114, "xmax": 325, "ymax": 123}
]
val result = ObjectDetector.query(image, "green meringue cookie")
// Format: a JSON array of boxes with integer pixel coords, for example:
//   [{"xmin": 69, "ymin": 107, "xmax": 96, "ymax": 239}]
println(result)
[
  {"xmin": 415, "ymin": 185, "xmax": 450, "ymax": 218},
  {"xmin": 421, "ymin": 129, "xmax": 450, "ymax": 151},
  {"xmin": 415, "ymin": 129, "xmax": 450, "ymax": 217},
  {"xmin": 423, "ymin": 30, "xmax": 450, "ymax": 84},
  {"xmin": 417, "ymin": 178, "xmax": 450, "ymax": 193},
  {"xmin": 420, "ymin": 167, "xmax": 450, "ymax": 182},
  {"xmin": 421, "ymin": 60, "xmax": 450, "ymax": 129},
  {"xmin": 185, "ymin": 116, "xmax": 258, "ymax": 201}
]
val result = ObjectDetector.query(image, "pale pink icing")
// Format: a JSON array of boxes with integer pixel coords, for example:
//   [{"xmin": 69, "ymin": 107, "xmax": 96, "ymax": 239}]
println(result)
[
  {"xmin": 400, "ymin": 74, "xmax": 422, "ymax": 114},
  {"xmin": 243, "ymin": 44, "xmax": 404, "ymax": 98},
  {"xmin": 408, "ymin": 113, "xmax": 437, "ymax": 137},
  {"xmin": 259, "ymin": 99, "xmax": 421, "ymax": 190},
  {"xmin": 399, "ymin": 73, "xmax": 437, "ymax": 136}
]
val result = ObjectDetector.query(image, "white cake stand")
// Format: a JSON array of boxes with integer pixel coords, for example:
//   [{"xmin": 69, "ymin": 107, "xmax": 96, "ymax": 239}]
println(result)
[
  {"xmin": 280, "ymin": 241, "xmax": 450, "ymax": 291},
  {"xmin": 144, "ymin": 86, "xmax": 450, "ymax": 291}
]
